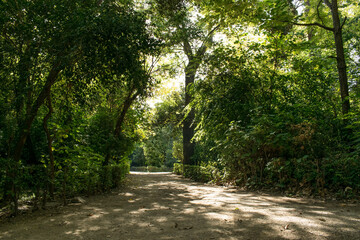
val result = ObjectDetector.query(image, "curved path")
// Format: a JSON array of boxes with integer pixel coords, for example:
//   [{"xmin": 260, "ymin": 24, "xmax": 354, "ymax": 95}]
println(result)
[{"xmin": 0, "ymin": 172, "xmax": 359, "ymax": 240}]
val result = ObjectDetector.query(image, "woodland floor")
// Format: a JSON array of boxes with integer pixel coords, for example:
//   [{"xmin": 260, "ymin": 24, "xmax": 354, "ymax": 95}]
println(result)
[{"xmin": 0, "ymin": 172, "xmax": 359, "ymax": 240}]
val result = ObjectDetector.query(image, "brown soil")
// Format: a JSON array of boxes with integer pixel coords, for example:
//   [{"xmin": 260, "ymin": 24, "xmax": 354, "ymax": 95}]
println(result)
[{"xmin": 0, "ymin": 172, "xmax": 359, "ymax": 240}]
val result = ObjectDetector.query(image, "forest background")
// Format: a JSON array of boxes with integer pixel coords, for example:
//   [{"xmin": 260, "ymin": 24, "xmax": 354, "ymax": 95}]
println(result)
[{"xmin": 1, "ymin": 0, "xmax": 360, "ymax": 216}]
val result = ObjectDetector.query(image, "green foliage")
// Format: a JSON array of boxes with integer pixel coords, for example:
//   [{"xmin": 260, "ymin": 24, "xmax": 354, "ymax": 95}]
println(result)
[
  {"xmin": 0, "ymin": 0, "xmax": 158, "ymax": 214},
  {"xmin": 173, "ymin": 163, "xmax": 183, "ymax": 175},
  {"xmin": 188, "ymin": 23, "xmax": 360, "ymax": 195},
  {"xmin": 173, "ymin": 163, "xmax": 223, "ymax": 184},
  {"xmin": 131, "ymin": 90, "xmax": 183, "ymax": 169},
  {"xmin": 130, "ymin": 145, "xmax": 147, "ymax": 167},
  {"xmin": 143, "ymin": 126, "xmax": 178, "ymax": 167},
  {"xmin": 112, "ymin": 163, "xmax": 130, "ymax": 187},
  {"xmin": 0, "ymin": 158, "xmax": 47, "ymax": 206},
  {"xmin": 100, "ymin": 163, "xmax": 130, "ymax": 192},
  {"xmin": 55, "ymin": 145, "xmax": 130, "ymax": 196},
  {"xmin": 1, "ymin": 0, "xmax": 360, "ymax": 215}
]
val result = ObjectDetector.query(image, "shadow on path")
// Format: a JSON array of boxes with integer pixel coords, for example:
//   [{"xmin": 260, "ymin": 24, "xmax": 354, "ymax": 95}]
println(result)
[{"xmin": 0, "ymin": 172, "xmax": 359, "ymax": 240}]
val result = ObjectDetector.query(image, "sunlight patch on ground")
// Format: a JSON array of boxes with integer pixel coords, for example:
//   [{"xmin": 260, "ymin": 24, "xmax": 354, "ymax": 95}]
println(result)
[{"xmin": 1, "ymin": 172, "xmax": 359, "ymax": 240}]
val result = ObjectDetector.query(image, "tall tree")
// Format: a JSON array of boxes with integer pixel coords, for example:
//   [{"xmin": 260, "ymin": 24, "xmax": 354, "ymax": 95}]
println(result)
[
  {"xmin": 152, "ymin": 0, "xmax": 219, "ymax": 164},
  {"xmin": 1, "ymin": 0, "xmax": 157, "ymax": 214},
  {"xmin": 280, "ymin": 0, "xmax": 351, "ymax": 114}
]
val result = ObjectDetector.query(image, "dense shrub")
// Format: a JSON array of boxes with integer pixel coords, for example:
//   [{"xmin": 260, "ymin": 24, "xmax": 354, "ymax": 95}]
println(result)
[
  {"xmin": 173, "ymin": 163, "xmax": 182, "ymax": 175},
  {"xmin": 112, "ymin": 163, "xmax": 130, "ymax": 188},
  {"xmin": 0, "ymin": 151, "xmax": 130, "ymax": 211},
  {"xmin": 100, "ymin": 163, "xmax": 129, "ymax": 192},
  {"xmin": 173, "ymin": 163, "xmax": 224, "ymax": 184}
]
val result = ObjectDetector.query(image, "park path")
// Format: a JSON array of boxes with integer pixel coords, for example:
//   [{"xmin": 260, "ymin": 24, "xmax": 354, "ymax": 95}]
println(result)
[{"xmin": 0, "ymin": 172, "xmax": 359, "ymax": 240}]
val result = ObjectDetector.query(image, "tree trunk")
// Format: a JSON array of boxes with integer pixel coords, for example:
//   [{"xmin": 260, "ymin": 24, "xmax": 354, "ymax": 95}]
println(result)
[
  {"xmin": 182, "ymin": 48, "xmax": 208, "ymax": 166},
  {"xmin": 103, "ymin": 90, "xmax": 137, "ymax": 166},
  {"xmin": 328, "ymin": 0, "xmax": 350, "ymax": 115},
  {"xmin": 9, "ymin": 62, "xmax": 61, "ymax": 215},
  {"xmin": 183, "ymin": 64, "xmax": 195, "ymax": 165},
  {"xmin": 304, "ymin": 0, "xmax": 314, "ymax": 41},
  {"xmin": 291, "ymin": 0, "xmax": 350, "ymax": 115},
  {"xmin": 62, "ymin": 166, "xmax": 67, "ymax": 206},
  {"xmin": 43, "ymin": 94, "xmax": 55, "ymax": 199},
  {"xmin": 180, "ymin": 25, "xmax": 217, "ymax": 166},
  {"xmin": 13, "ymin": 62, "xmax": 62, "ymax": 162}
]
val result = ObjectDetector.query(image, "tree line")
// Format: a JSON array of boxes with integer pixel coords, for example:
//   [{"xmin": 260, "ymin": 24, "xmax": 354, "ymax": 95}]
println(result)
[
  {"xmin": 1, "ymin": 0, "xmax": 360, "ymax": 215},
  {"xmin": 134, "ymin": 0, "xmax": 360, "ymax": 197},
  {"xmin": 0, "ymin": 0, "xmax": 159, "ymax": 215}
]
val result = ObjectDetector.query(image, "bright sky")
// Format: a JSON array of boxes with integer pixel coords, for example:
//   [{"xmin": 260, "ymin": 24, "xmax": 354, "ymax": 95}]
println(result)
[
  {"xmin": 146, "ymin": 72, "xmax": 184, "ymax": 108},
  {"xmin": 145, "ymin": 29, "xmax": 263, "ymax": 108}
]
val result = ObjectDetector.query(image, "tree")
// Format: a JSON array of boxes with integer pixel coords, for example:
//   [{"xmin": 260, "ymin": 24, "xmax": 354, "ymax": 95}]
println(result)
[
  {"xmin": 0, "ymin": 0, "xmax": 157, "ymax": 214},
  {"xmin": 152, "ymin": 0, "xmax": 219, "ymax": 165},
  {"xmin": 276, "ymin": 0, "xmax": 351, "ymax": 115},
  {"xmin": 137, "ymin": 90, "xmax": 184, "ymax": 168}
]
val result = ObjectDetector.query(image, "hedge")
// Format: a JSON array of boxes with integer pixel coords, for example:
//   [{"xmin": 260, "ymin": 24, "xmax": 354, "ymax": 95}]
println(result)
[{"xmin": 173, "ymin": 163, "xmax": 223, "ymax": 183}]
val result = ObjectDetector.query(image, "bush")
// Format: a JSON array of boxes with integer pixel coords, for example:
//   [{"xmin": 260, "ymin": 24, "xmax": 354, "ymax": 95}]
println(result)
[
  {"xmin": 101, "ymin": 163, "xmax": 130, "ymax": 191},
  {"xmin": 173, "ymin": 163, "xmax": 224, "ymax": 183},
  {"xmin": 100, "ymin": 166, "xmax": 113, "ymax": 192},
  {"xmin": 111, "ymin": 162, "xmax": 130, "ymax": 188},
  {"xmin": 173, "ymin": 163, "xmax": 182, "ymax": 175}
]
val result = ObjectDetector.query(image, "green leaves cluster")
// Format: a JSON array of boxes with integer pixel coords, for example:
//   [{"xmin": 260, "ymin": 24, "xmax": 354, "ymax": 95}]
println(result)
[
  {"xmin": 190, "ymin": 22, "xmax": 360, "ymax": 193},
  {"xmin": 0, "ymin": 0, "xmax": 159, "ymax": 214},
  {"xmin": 131, "ymin": 90, "xmax": 184, "ymax": 169}
]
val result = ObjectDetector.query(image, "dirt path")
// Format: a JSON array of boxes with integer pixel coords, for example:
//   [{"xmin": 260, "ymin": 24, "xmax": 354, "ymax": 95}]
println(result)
[{"xmin": 0, "ymin": 172, "xmax": 359, "ymax": 240}]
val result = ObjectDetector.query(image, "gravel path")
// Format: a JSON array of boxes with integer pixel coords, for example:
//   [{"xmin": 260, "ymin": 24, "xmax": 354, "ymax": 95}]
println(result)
[{"xmin": 0, "ymin": 172, "xmax": 359, "ymax": 240}]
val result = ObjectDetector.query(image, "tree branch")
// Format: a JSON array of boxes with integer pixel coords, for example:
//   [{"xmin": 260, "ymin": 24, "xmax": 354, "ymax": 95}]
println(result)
[
  {"xmin": 340, "ymin": 16, "xmax": 347, "ymax": 30},
  {"xmin": 178, "ymin": 23, "xmax": 193, "ymax": 58},
  {"xmin": 327, "ymin": 55, "xmax": 337, "ymax": 59},
  {"xmin": 323, "ymin": 0, "xmax": 332, "ymax": 9},
  {"xmin": 196, "ymin": 24, "xmax": 220, "ymax": 58},
  {"xmin": 207, "ymin": 24, "xmax": 221, "ymax": 39},
  {"xmin": 182, "ymin": 39, "xmax": 193, "ymax": 59},
  {"xmin": 290, "ymin": 21, "xmax": 334, "ymax": 31},
  {"xmin": 196, "ymin": 45, "xmax": 207, "ymax": 59}
]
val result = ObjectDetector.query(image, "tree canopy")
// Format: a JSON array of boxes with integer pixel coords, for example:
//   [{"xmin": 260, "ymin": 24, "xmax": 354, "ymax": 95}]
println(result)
[{"xmin": 1, "ymin": 0, "xmax": 360, "ymax": 215}]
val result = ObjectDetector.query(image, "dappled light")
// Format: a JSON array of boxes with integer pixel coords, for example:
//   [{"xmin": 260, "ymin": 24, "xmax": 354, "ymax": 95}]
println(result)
[
  {"xmin": 1, "ymin": 173, "xmax": 359, "ymax": 240},
  {"xmin": 1, "ymin": 0, "xmax": 360, "ymax": 239}
]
